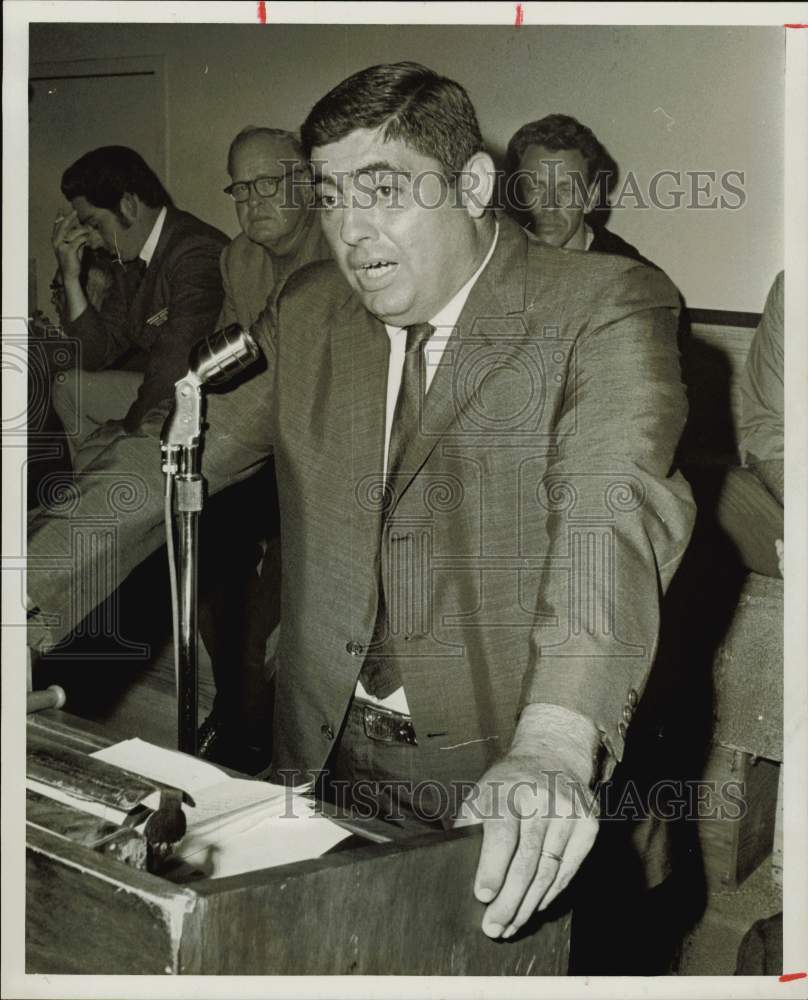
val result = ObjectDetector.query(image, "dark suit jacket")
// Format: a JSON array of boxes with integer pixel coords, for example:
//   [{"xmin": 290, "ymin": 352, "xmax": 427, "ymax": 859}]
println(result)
[
  {"xmin": 588, "ymin": 225, "xmax": 659, "ymax": 271},
  {"xmin": 64, "ymin": 206, "xmax": 228, "ymax": 430},
  {"xmin": 193, "ymin": 215, "xmax": 696, "ymax": 805}
]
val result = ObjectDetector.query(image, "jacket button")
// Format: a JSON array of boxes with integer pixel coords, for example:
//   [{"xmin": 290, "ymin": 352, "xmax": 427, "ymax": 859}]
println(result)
[
  {"xmin": 321, "ymin": 724, "xmax": 335, "ymax": 740},
  {"xmin": 345, "ymin": 640, "xmax": 363, "ymax": 656},
  {"xmin": 617, "ymin": 721, "xmax": 627, "ymax": 739},
  {"xmin": 623, "ymin": 705, "xmax": 633, "ymax": 722},
  {"xmin": 627, "ymin": 688, "xmax": 638, "ymax": 708}
]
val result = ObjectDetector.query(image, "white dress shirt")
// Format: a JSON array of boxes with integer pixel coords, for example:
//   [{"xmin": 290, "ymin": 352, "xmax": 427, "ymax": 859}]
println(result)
[{"xmin": 138, "ymin": 205, "xmax": 167, "ymax": 266}]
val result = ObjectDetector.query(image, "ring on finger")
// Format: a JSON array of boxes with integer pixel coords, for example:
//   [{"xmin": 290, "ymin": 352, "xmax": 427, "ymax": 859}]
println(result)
[{"xmin": 540, "ymin": 849, "xmax": 563, "ymax": 863}]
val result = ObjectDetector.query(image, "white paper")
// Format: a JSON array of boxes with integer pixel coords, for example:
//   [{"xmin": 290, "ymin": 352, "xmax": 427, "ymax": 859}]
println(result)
[
  {"xmin": 88, "ymin": 738, "xmax": 350, "ymax": 876},
  {"xmin": 178, "ymin": 813, "xmax": 352, "ymax": 879},
  {"xmin": 182, "ymin": 778, "xmax": 303, "ymax": 835},
  {"xmin": 91, "ymin": 737, "xmax": 229, "ymax": 796}
]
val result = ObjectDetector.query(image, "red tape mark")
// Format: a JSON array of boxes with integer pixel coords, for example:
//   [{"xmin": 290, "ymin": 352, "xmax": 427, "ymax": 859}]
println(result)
[
  {"xmin": 784, "ymin": 23, "xmax": 808, "ymax": 28},
  {"xmin": 779, "ymin": 973, "xmax": 807, "ymax": 982},
  {"xmin": 257, "ymin": 0, "xmax": 267, "ymax": 23},
  {"xmin": 515, "ymin": 4, "xmax": 524, "ymax": 27}
]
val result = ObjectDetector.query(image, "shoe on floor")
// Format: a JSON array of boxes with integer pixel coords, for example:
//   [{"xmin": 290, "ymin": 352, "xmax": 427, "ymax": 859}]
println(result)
[{"xmin": 197, "ymin": 713, "xmax": 271, "ymax": 775}]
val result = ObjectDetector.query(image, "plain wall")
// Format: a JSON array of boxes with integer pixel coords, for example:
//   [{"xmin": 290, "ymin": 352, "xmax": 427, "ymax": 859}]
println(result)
[{"xmin": 30, "ymin": 22, "xmax": 784, "ymax": 312}]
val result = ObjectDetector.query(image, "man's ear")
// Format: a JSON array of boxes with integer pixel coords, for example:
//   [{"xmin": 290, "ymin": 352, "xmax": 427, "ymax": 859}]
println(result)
[
  {"xmin": 457, "ymin": 151, "xmax": 496, "ymax": 219},
  {"xmin": 118, "ymin": 192, "xmax": 139, "ymax": 224}
]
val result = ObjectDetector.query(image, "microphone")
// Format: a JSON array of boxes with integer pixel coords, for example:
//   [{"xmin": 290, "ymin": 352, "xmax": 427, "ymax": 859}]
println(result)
[
  {"xmin": 161, "ymin": 324, "xmax": 262, "ymax": 455},
  {"xmin": 188, "ymin": 323, "xmax": 261, "ymax": 386},
  {"xmin": 160, "ymin": 324, "xmax": 263, "ymax": 755}
]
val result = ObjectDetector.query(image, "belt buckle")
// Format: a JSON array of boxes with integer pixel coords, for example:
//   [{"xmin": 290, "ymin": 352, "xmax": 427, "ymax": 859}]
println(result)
[{"xmin": 362, "ymin": 704, "xmax": 418, "ymax": 746}]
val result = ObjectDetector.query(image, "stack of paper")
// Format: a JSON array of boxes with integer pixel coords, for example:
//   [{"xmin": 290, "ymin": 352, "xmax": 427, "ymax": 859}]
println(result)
[{"xmin": 91, "ymin": 738, "xmax": 351, "ymax": 878}]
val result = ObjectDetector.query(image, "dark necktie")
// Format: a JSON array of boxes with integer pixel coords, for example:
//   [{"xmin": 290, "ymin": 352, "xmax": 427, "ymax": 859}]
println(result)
[
  {"xmin": 123, "ymin": 257, "xmax": 147, "ymax": 305},
  {"xmin": 360, "ymin": 322, "xmax": 434, "ymax": 699}
]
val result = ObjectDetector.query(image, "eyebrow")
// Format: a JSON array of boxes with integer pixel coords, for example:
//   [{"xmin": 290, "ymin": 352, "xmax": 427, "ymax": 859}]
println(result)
[{"xmin": 313, "ymin": 160, "xmax": 410, "ymax": 186}]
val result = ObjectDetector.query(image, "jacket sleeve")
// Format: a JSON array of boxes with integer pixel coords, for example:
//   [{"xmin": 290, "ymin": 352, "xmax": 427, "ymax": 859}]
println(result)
[
  {"xmin": 518, "ymin": 263, "xmax": 696, "ymax": 780},
  {"xmin": 63, "ymin": 279, "xmax": 132, "ymax": 371},
  {"xmin": 121, "ymin": 236, "xmax": 226, "ymax": 431},
  {"xmin": 215, "ymin": 243, "xmax": 239, "ymax": 330},
  {"xmin": 739, "ymin": 271, "xmax": 784, "ymax": 469}
]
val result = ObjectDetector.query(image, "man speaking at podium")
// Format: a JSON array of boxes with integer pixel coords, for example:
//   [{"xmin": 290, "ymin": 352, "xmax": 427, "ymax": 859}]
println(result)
[
  {"xmin": 191, "ymin": 62, "xmax": 695, "ymax": 939},
  {"xmin": 28, "ymin": 62, "xmax": 694, "ymax": 941}
]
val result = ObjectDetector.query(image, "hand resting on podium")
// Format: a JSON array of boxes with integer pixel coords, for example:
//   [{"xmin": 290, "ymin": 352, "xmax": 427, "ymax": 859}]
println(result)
[{"xmin": 455, "ymin": 703, "xmax": 599, "ymax": 939}]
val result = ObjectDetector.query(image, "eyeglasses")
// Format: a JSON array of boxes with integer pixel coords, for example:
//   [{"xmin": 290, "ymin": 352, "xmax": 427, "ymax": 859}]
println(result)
[{"xmin": 224, "ymin": 174, "xmax": 290, "ymax": 203}]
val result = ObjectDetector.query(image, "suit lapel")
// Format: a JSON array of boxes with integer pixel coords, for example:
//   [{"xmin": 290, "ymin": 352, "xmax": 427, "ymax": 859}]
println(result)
[
  {"xmin": 146, "ymin": 206, "xmax": 177, "ymax": 271},
  {"xmin": 331, "ymin": 295, "xmax": 390, "ymax": 569},
  {"xmin": 130, "ymin": 207, "xmax": 177, "ymax": 326},
  {"xmin": 387, "ymin": 218, "xmax": 529, "ymax": 515}
]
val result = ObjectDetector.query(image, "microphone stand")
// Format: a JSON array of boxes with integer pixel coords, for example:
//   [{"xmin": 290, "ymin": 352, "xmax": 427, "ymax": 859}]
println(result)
[
  {"xmin": 160, "ymin": 325, "xmax": 260, "ymax": 756},
  {"xmin": 161, "ymin": 375, "xmax": 205, "ymax": 756}
]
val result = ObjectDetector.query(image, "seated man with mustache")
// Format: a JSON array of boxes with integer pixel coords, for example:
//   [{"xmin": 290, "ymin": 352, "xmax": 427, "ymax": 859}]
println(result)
[
  {"xmin": 50, "ymin": 145, "xmax": 228, "ymax": 468},
  {"xmin": 506, "ymin": 114, "xmax": 658, "ymax": 268}
]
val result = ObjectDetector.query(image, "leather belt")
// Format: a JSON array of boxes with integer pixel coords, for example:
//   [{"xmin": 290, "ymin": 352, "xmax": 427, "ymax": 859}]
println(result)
[{"xmin": 357, "ymin": 701, "xmax": 418, "ymax": 746}]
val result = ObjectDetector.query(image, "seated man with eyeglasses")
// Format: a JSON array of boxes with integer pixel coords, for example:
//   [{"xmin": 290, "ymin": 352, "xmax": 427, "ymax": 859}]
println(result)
[
  {"xmin": 218, "ymin": 127, "xmax": 330, "ymax": 327},
  {"xmin": 196, "ymin": 127, "xmax": 331, "ymax": 769}
]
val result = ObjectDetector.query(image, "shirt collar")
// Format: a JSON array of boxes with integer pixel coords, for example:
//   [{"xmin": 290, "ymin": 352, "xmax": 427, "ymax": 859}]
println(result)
[
  {"xmin": 139, "ymin": 206, "xmax": 168, "ymax": 267},
  {"xmin": 584, "ymin": 223, "xmax": 594, "ymax": 251},
  {"xmin": 386, "ymin": 221, "xmax": 499, "ymax": 338}
]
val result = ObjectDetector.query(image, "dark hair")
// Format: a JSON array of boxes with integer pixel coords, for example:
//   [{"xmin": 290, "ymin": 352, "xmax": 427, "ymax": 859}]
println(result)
[
  {"xmin": 505, "ymin": 114, "xmax": 618, "ymax": 195},
  {"xmin": 227, "ymin": 127, "xmax": 305, "ymax": 177},
  {"xmin": 301, "ymin": 61, "xmax": 484, "ymax": 179},
  {"xmin": 61, "ymin": 146, "xmax": 172, "ymax": 210}
]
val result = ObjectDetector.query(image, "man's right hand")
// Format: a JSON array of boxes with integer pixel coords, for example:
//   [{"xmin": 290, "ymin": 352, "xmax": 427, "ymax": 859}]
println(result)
[{"xmin": 52, "ymin": 209, "xmax": 89, "ymax": 283}]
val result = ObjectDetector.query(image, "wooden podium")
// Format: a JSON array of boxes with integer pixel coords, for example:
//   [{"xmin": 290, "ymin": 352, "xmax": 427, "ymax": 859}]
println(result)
[{"xmin": 26, "ymin": 711, "xmax": 571, "ymax": 976}]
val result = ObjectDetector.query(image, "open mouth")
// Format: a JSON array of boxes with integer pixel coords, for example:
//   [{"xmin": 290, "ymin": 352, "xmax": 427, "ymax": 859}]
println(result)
[
  {"xmin": 354, "ymin": 259, "xmax": 399, "ymax": 287},
  {"xmin": 361, "ymin": 260, "xmax": 396, "ymax": 275}
]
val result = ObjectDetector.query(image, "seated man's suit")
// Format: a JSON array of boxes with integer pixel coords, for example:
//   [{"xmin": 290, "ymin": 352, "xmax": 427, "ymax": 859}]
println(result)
[
  {"xmin": 588, "ymin": 224, "xmax": 659, "ymax": 272},
  {"xmin": 217, "ymin": 209, "xmax": 331, "ymax": 329},
  {"xmin": 56, "ymin": 206, "xmax": 228, "ymax": 443}
]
